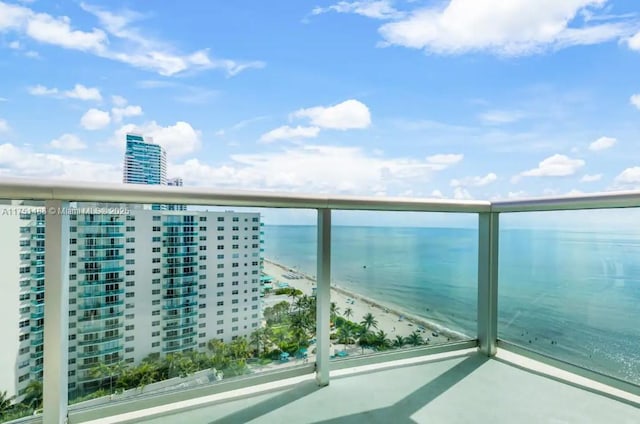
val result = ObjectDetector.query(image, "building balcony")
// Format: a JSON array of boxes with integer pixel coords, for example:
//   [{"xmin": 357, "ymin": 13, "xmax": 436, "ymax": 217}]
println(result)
[
  {"xmin": 162, "ymin": 320, "xmax": 196, "ymax": 331},
  {"xmin": 162, "ymin": 340, "xmax": 197, "ymax": 353},
  {"xmin": 78, "ymin": 255, "xmax": 124, "ymax": 262},
  {"xmin": 79, "ymin": 277, "xmax": 125, "ymax": 286},
  {"xmin": 78, "ymin": 322, "xmax": 124, "ymax": 333},
  {"xmin": 77, "ymin": 345, "xmax": 123, "ymax": 359},
  {"xmin": 162, "ymin": 251, "xmax": 197, "ymax": 258},
  {"xmin": 79, "ymin": 232, "xmax": 125, "ymax": 238},
  {"xmin": 162, "ymin": 290, "xmax": 197, "ymax": 300},
  {"xmin": 3, "ymin": 180, "xmax": 640, "ymax": 424},
  {"xmin": 78, "ymin": 266, "xmax": 124, "ymax": 274},
  {"xmin": 162, "ymin": 231, "xmax": 198, "ymax": 237},
  {"xmin": 162, "ymin": 271, "xmax": 197, "ymax": 278},
  {"xmin": 78, "ymin": 244, "xmax": 125, "ymax": 250},
  {"xmin": 162, "ymin": 280, "xmax": 198, "ymax": 290},
  {"xmin": 77, "ymin": 288, "xmax": 125, "ymax": 298},
  {"xmin": 78, "ymin": 333, "xmax": 124, "ymax": 346},
  {"xmin": 77, "ymin": 300, "xmax": 124, "ymax": 310},
  {"xmin": 162, "ymin": 300, "xmax": 197, "ymax": 310},
  {"xmin": 162, "ymin": 331, "xmax": 196, "ymax": 342},
  {"xmin": 78, "ymin": 310, "xmax": 124, "ymax": 322}
]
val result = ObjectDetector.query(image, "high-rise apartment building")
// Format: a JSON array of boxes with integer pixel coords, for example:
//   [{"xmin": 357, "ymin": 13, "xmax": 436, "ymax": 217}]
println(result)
[
  {"xmin": 167, "ymin": 178, "xmax": 187, "ymax": 211},
  {"xmin": 0, "ymin": 205, "xmax": 262, "ymax": 399},
  {"xmin": 122, "ymin": 134, "xmax": 167, "ymax": 186}
]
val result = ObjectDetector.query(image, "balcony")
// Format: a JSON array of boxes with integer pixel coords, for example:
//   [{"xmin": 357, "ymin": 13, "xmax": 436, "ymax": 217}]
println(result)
[{"xmin": 1, "ymin": 180, "xmax": 640, "ymax": 424}]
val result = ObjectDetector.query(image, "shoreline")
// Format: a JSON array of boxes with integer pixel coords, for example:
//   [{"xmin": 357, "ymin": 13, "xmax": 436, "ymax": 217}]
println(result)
[{"xmin": 263, "ymin": 258, "xmax": 467, "ymax": 342}]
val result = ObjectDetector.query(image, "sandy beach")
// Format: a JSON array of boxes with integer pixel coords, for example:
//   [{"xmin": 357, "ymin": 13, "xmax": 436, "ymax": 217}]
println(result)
[{"xmin": 262, "ymin": 258, "xmax": 466, "ymax": 354}]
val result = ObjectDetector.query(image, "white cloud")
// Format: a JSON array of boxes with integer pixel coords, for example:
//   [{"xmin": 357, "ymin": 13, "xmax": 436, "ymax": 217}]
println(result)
[
  {"xmin": 64, "ymin": 84, "xmax": 102, "ymax": 101},
  {"xmin": 613, "ymin": 167, "xmax": 640, "ymax": 189},
  {"xmin": 479, "ymin": 110, "xmax": 523, "ymax": 124},
  {"xmin": 259, "ymin": 125, "xmax": 320, "ymax": 143},
  {"xmin": 628, "ymin": 30, "xmax": 640, "ymax": 50},
  {"xmin": 111, "ymin": 105, "xmax": 143, "ymax": 122},
  {"xmin": 580, "ymin": 173, "xmax": 602, "ymax": 182},
  {"xmin": 311, "ymin": 1, "xmax": 402, "ymax": 20},
  {"xmin": 291, "ymin": 99, "xmax": 371, "ymax": 130},
  {"xmin": 169, "ymin": 145, "xmax": 461, "ymax": 194},
  {"xmin": 430, "ymin": 189, "xmax": 444, "ymax": 198},
  {"xmin": 518, "ymin": 154, "xmax": 585, "ymax": 178},
  {"xmin": 0, "ymin": 118, "xmax": 9, "ymax": 132},
  {"xmin": 425, "ymin": 153, "xmax": 464, "ymax": 169},
  {"xmin": 450, "ymin": 172, "xmax": 497, "ymax": 187},
  {"xmin": 453, "ymin": 187, "xmax": 473, "ymax": 200},
  {"xmin": 377, "ymin": 0, "xmax": 634, "ymax": 56},
  {"xmin": 49, "ymin": 133, "xmax": 86, "ymax": 150},
  {"xmin": 0, "ymin": 1, "xmax": 264, "ymax": 77},
  {"xmin": 28, "ymin": 83, "xmax": 101, "ymax": 101},
  {"xmin": 28, "ymin": 84, "xmax": 58, "ymax": 96},
  {"xmin": 113, "ymin": 121, "xmax": 201, "ymax": 158},
  {"xmin": 111, "ymin": 95, "xmax": 128, "ymax": 107},
  {"xmin": 8, "ymin": 40, "xmax": 20, "ymax": 49},
  {"xmin": 0, "ymin": 143, "xmax": 121, "ymax": 181},
  {"xmin": 80, "ymin": 108, "xmax": 111, "ymax": 130},
  {"xmin": 630, "ymin": 94, "xmax": 640, "ymax": 110},
  {"xmin": 588, "ymin": 136, "xmax": 616, "ymax": 151}
]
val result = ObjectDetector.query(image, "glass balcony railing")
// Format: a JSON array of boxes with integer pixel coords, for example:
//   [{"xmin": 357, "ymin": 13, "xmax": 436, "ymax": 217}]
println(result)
[{"xmin": 2, "ymin": 184, "xmax": 640, "ymax": 424}]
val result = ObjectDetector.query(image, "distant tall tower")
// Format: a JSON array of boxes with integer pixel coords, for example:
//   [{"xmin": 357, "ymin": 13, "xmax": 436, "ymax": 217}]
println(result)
[
  {"xmin": 123, "ymin": 133, "xmax": 167, "ymax": 185},
  {"xmin": 167, "ymin": 177, "xmax": 187, "ymax": 211}
]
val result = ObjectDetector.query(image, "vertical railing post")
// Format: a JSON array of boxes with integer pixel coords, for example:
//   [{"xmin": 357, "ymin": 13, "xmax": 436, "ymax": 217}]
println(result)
[
  {"xmin": 478, "ymin": 212, "xmax": 499, "ymax": 356},
  {"xmin": 43, "ymin": 201, "xmax": 70, "ymax": 424},
  {"xmin": 315, "ymin": 208, "xmax": 331, "ymax": 386}
]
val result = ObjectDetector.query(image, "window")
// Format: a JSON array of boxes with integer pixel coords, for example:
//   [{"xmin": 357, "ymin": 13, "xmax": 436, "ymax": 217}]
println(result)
[
  {"xmin": 152, "ymin": 310, "xmax": 160, "ymax": 316},
  {"xmin": 217, "ymin": 310, "xmax": 223, "ymax": 315},
  {"xmin": 126, "ymin": 336, "xmax": 134, "ymax": 342},
  {"xmin": 152, "ymin": 331, "xmax": 160, "ymax": 337},
  {"xmin": 152, "ymin": 236, "xmax": 161, "ymax": 242},
  {"xmin": 152, "ymin": 321, "xmax": 160, "ymax": 327},
  {"xmin": 125, "ymin": 325, "xmax": 134, "ymax": 331},
  {"xmin": 152, "ymin": 299, "xmax": 160, "ymax": 305},
  {"xmin": 199, "ymin": 216, "xmax": 207, "ymax": 222},
  {"xmin": 153, "ymin": 226, "xmax": 161, "ymax": 232},
  {"xmin": 152, "ymin": 247, "xmax": 160, "ymax": 253},
  {"xmin": 125, "ymin": 347, "xmax": 134, "ymax": 353},
  {"xmin": 126, "ymin": 281, "xmax": 135, "ymax": 287},
  {"xmin": 152, "ymin": 257, "xmax": 160, "ymax": 263},
  {"xmin": 153, "ymin": 216, "xmax": 161, "ymax": 221},
  {"xmin": 217, "ymin": 282, "xmax": 224, "ymax": 287},
  {"xmin": 217, "ymin": 217, "xmax": 224, "ymax": 222},
  {"xmin": 217, "ymin": 226, "xmax": 224, "ymax": 231},
  {"xmin": 217, "ymin": 329, "xmax": 223, "ymax": 334},
  {"xmin": 126, "ymin": 292, "xmax": 135, "ymax": 298},
  {"xmin": 217, "ymin": 301, "xmax": 224, "ymax": 306},
  {"xmin": 152, "ymin": 289, "xmax": 160, "ymax": 295},
  {"xmin": 126, "ymin": 237, "xmax": 135, "ymax": 243}
]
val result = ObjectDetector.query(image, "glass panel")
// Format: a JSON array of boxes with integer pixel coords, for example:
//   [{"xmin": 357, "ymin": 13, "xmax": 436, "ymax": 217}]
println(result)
[
  {"xmin": 499, "ymin": 210, "xmax": 640, "ymax": 385},
  {"xmin": 265, "ymin": 211, "xmax": 478, "ymax": 360},
  {"xmin": 0, "ymin": 200, "xmax": 47, "ymax": 421}
]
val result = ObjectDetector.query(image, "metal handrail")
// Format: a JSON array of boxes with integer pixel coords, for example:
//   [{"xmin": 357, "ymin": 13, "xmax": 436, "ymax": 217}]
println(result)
[
  {"xmin": 0, "ymin": 178, "xmax": 489, "ymax": 213},
  {"xmin": 1, "ymin": 177, "xmax": 640, "ymax": 213}
]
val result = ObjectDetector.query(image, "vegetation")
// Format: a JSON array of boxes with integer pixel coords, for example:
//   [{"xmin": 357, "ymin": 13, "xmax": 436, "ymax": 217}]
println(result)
[{"xmin": 1, "ymin": 289, "xmax": 433, "ymax": 423}]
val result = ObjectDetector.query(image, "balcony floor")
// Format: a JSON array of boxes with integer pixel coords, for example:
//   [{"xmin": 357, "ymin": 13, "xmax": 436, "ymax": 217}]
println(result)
[{"xmin": 101, "ymin": 350, "xmax": 640, "ymax": 424}]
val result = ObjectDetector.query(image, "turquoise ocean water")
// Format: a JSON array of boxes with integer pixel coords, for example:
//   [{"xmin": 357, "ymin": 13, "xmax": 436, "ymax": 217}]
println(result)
[{"xmin": 262, "ymin": 225, "xmax": 640, "ymax": 385}]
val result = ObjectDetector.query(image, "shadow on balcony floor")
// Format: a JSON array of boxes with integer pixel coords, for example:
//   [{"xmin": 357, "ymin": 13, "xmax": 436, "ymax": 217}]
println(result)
[{"xmin": 132, "ymin": 352, "xmax": 640, "ymax": 424}]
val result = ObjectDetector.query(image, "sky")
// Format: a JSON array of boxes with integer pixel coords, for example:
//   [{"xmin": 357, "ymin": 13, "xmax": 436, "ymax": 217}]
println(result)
[{"xmin": 1, "ymin": 0, "xmax": 640, "ymax": 206}]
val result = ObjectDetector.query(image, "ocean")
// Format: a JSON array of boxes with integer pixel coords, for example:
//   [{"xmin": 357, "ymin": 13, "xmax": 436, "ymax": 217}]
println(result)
[{"xmin": 262, "ymin": 225, "xmax": 640, "ymax": 385}]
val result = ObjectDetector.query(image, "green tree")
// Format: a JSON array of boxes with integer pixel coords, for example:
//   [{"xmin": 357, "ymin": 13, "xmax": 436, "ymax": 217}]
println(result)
[
  {"xmin": 373, "ymin": 330, "xmax": 391, "ymax": 350},
  {"xmin": 22, "ymin": 380, "xmax": 42, "ymax": 410},
  {"xmin": 337, "ymin": 325, "xmax": 355, "ymax": 351},
  {"xmin": 90, "ymin": 361, "xmax": 125, "ymax": 394},
  {"xmin": 392, "ymin": 335, "xmax": 405, "ymax": 348},
  {"xmin": 343, "ymin": 307, "xmax": 354, "ymax": 321},
  {"xmin": 407, "ymin": 331, "xmax": 423, "ymax": 346},
  {"xmin": 0, "ymin": 390, "xmax": 14, "ymax": 419},
  {"xmin": 360, "ymin": 313, "xmax": 378, "ymax": 332},
  {"xmin": 250, "ymin": 327, "xmax": 272, "ymax": 357},
  {"xmin": 330, "ymin": 302, "xmax": 340, "ymax": 323}
]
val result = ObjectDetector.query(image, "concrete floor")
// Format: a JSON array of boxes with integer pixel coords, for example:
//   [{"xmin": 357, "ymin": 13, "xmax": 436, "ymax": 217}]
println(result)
[{"xmin": 132, "ymin": 352, "xmax": 640, "ymax": 424}]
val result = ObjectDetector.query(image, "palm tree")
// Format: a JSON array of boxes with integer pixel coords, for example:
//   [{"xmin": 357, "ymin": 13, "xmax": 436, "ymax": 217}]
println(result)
[
  {"xmin": 392, "ymin": 335, "xmax": 405, "ymax": 348},
  {"xmin": 330, "ymin": 302, "xmax": 340, "ymax": 323},
  {"xmin": 0, "ymin": 390, "xmax": 13, "ymax": 418},
  {"xmin": 337, "ymin": 325, "xmax": 354, "ymax": 351},
  {"xmin": 343, "ymin": 307, "xmax": 353, "ymax": 321},
  {"xmin": 407, "ymin": 331, "xmax": 423, "ymax": 346},
  {"xmin": 90, "ymin": 361, "xmax": 125, "ymax": 394},
  {"xmin": 22, "ymin": 380, "xmax": 42, "ymax": 410},
  {"xmin": 360, "ymin": 313, "xmax": 378, "ymax": 332},
  {"xmin": 249, "ymin": 328, "xmax": 268, "ymax": 357},
  {"xmin": 373, "ymin": 330, "xmax": 391, "ymax": 350}
]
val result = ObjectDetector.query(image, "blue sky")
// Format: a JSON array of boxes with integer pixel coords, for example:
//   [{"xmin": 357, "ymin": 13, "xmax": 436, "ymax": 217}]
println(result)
[{"xmin": 1, "ymin": 0, "xmax": 640, "ymax": 202}]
